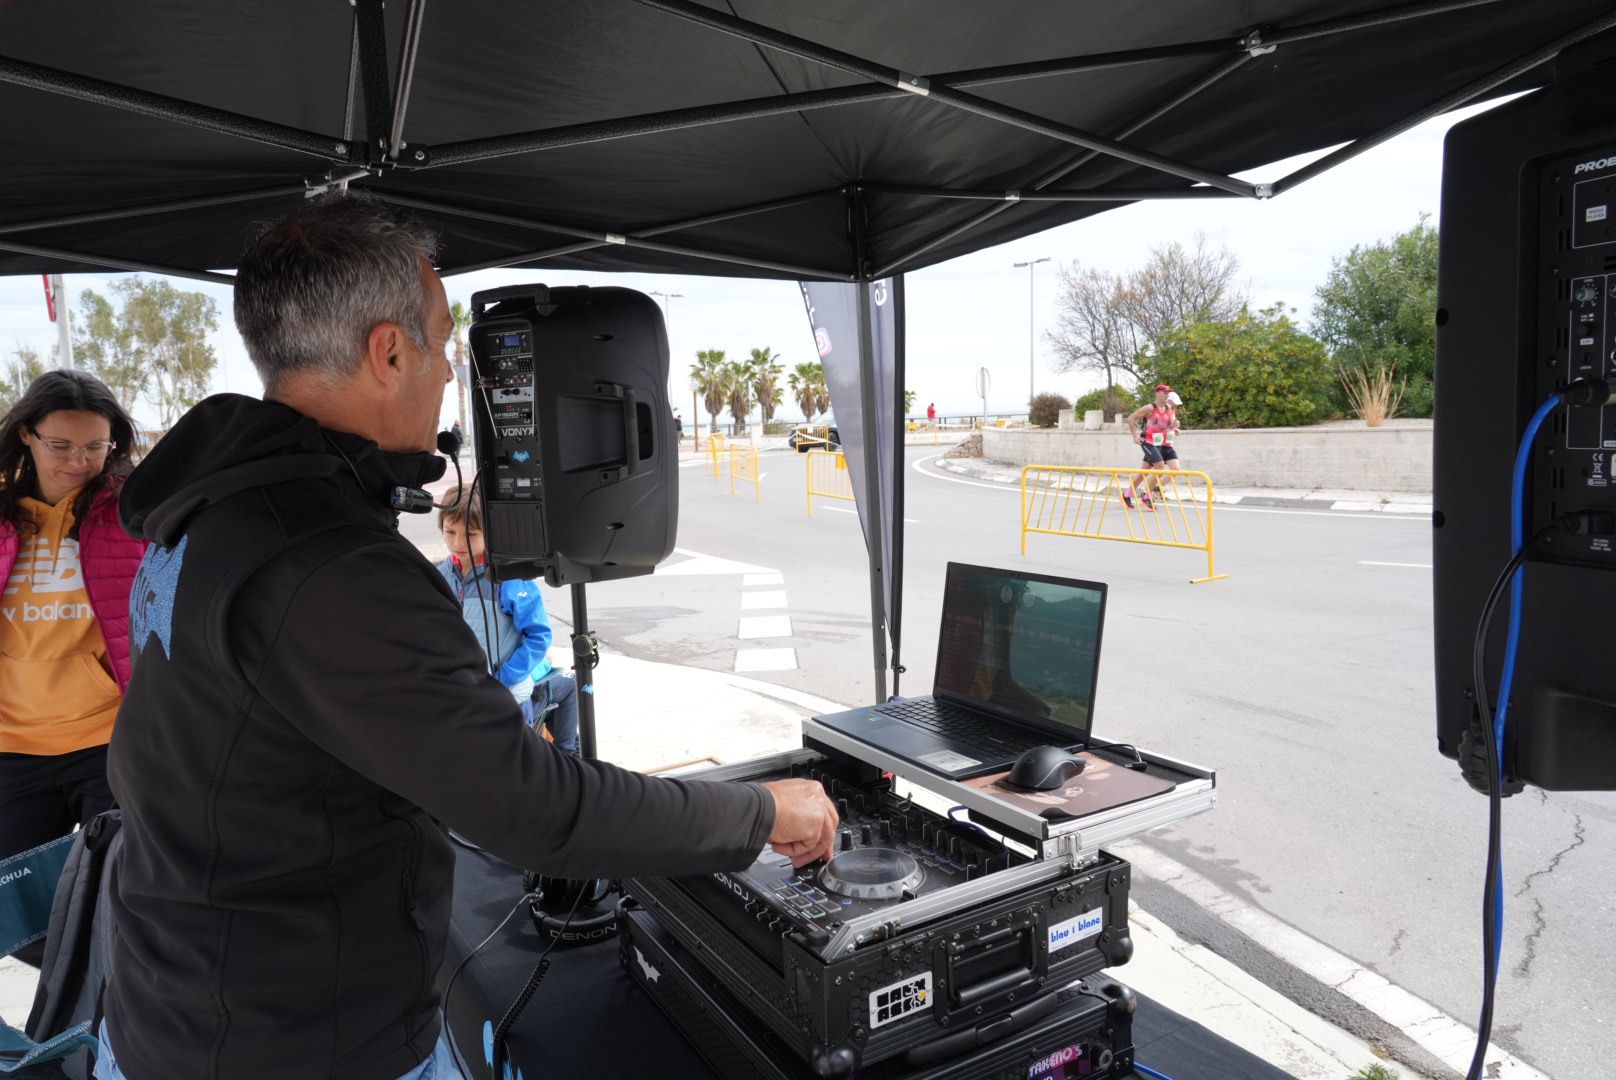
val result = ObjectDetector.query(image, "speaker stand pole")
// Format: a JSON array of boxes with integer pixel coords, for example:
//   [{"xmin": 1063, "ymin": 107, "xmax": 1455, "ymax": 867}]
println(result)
[{"xmin": 569, "ymin": 583, "xmax": 600, "ymax": 760}]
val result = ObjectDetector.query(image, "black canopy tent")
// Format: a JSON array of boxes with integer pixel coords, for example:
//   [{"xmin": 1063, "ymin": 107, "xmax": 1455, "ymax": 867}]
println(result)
[{"xmin": 4, "ymin": 0, "xmax": 1614, "ymax": 702}]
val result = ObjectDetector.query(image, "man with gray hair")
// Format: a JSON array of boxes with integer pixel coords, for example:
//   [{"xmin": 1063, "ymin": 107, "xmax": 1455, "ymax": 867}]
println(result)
[{"xmin": 102, "ymin": 195, "xmax": 838, "ymax": 1080}]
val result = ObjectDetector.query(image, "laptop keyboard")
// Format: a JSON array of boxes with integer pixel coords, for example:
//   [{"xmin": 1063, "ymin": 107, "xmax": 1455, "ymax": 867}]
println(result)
[{"xmin": 874, "ymin": 698, "xmax": 1054, "ymax": 761}]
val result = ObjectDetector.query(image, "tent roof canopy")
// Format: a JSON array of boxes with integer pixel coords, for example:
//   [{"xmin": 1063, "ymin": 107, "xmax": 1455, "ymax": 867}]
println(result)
[{"xmin": 2, "ymin": 0, "xmax": 1613, "ymax": 285}]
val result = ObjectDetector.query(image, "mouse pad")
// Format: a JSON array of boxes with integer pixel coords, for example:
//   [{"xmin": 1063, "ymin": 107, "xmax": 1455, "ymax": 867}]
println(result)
[{"xmin": 962, "ymin": 753, "xmax": 1176, "ymax": 820}]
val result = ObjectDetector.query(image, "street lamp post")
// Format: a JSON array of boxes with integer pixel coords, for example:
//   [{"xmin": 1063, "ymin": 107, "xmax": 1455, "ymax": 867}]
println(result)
[
  {"xmin": 1012, "ymin": 257, "xmax": 1049, "ymax": 413},
  {"xmin": 649, "ymin": 290, "xmax": 688, "ymax": 446}
]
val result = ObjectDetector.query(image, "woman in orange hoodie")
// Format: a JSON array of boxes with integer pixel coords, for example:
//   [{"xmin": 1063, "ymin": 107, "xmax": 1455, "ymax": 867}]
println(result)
[{"xmin": 0, "ymin": 370, "xmax": 145, "ymax": 866}]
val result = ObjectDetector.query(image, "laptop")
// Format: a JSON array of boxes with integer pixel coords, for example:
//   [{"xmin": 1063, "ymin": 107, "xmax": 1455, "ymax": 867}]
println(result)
[{"xmin": 815, "ymin": 562, "xmax": 1107, "ymax": 779}]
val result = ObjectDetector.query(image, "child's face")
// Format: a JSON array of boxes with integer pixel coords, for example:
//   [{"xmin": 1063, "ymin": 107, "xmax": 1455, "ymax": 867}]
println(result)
[{"xmin": 442, "ymin": 518, "xmax": 486, "ymax": 566}]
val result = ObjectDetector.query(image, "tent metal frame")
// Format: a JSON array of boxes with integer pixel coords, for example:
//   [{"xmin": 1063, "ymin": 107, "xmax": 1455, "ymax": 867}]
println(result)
[{"xmin": 0, "ymin": 0, "xmax": 1604, "ymax": 283}]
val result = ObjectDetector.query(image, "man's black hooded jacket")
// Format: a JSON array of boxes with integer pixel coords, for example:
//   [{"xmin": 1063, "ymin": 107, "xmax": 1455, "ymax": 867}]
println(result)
[{"xmin": 105, "ymin": 395, "xmax": 773, "ymax": 1080}]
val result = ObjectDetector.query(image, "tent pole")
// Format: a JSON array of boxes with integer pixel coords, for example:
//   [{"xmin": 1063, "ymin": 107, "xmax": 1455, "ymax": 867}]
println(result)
[
  {"xmin": 0, "ymin": 55, "xmax": 349, "ymax": 161},
  {"xmin": 861, "ymin": 185, "xmax": 1242, "ymax": 202},
  {"xmin": 438, "ymin": 189, "xmax": 842, "ymax": 274},
  {"xmin": 1265, "ymin": 0, "xmax": 1505, "ymax": 48},
  {"xmin": 388, "ymin": 0, "xmax": 428, "ymax": 160},
  {"xmin": 0, "ymin": 185, "xmax": 310, "ymax": 237},
  {"xmin": 354, "ymin": 0, "xmax": 395, "ymax": 162},
  {"xmin": 375, "ymin": 191, "xmax": 853, "ymax": 281},
  {"xmin": 1272, "ymin": 9, "xmax": 1616, "ymax": 195},
  {"xmin": 0, "ymin": 240, "xmax": 235, "ymax": 286},
  {"xmin": 416, "ymin": 38, "xmax": 1232, "ymax": 170},
  {"xmin": 634, "ymin": 0, "xmax": 1255, "ymax": 197},
  {"xmin": 870, "ymin": 53, "xmax": 1251, "ymax": 279}
]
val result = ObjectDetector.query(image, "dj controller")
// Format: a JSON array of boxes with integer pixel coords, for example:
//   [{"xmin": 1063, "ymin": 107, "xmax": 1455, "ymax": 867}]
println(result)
[{"xmin": 622, "ymin": 749, "xmax": 1134, "ymax": 1078}]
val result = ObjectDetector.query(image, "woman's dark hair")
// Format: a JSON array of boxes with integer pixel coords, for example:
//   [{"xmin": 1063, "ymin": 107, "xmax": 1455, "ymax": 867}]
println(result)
[{"xmin": 0, "ymin": 369, "xmax": 140, "ymax": 538}]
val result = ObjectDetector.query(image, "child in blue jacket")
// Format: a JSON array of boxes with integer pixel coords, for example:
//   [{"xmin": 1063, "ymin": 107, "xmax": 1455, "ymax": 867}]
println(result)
[{"xmin": 436, "ymin": 486, "xmax": 580, "ymax": 756}]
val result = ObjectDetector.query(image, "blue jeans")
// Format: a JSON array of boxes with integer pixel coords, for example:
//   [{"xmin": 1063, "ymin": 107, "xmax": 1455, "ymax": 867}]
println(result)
[
  {"xmin": 530, "ymin": 668, "xmax": 580, "ymax": 757},
  {"xmin": 96, "ymin": 1020, "xmax": 464, "ymax": 1079}
]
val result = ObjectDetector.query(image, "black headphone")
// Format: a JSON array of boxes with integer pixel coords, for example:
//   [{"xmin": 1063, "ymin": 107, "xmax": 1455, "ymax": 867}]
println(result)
[{"xmin": 520, "ymin": 872, "xmax": 620, "ymax": 947}]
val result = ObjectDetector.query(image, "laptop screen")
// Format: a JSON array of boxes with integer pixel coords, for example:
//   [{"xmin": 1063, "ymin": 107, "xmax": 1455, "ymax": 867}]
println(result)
[{"xmin": 932, "ymin": 563, "xmax": 1106, "ymax": 735}]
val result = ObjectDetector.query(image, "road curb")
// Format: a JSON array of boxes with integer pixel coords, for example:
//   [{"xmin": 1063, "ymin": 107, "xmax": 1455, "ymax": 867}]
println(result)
[{"xmin": 929, "ymin": 456, "xmax": 1433, "ymax": 516}]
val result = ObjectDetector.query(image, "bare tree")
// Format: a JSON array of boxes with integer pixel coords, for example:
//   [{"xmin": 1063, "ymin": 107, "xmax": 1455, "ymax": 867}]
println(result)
[
  {"xmin": 1045, "ymin": 265, "xmax": 1141, "ymax": 418},
  {"xmin": 1045, "ymin": 234, "xmax": 1244, "ymax": 418},
  {"xmin": 1121, "ymin": 234, "xmax": 1244, "ymax": 345}
]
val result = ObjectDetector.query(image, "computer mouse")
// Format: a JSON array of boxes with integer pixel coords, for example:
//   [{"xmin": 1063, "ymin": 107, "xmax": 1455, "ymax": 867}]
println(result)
[{"xmin": 1005, "ymin": 745, "xmax": 1087, "ymax": 791}]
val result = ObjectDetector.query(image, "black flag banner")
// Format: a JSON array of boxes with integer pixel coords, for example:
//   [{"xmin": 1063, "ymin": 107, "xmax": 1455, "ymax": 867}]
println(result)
[{"xmin": 800, "ymin": 277, "xmax": 906, "ymax": 700}]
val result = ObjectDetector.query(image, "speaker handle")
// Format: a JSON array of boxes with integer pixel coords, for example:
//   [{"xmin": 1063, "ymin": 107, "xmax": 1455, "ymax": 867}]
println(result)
[
  {"xmin": 620, "ymin": 386, "xmax": 642, "ymax": 476},
  {"xmin": 471, "ymin": 284, "xmax": 554, "ymax": 319}
]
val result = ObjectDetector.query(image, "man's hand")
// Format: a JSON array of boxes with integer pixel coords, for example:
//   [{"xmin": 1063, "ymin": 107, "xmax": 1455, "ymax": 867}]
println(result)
[{"xmin": 760, "ymin": 779, "xmax": 838, "ymax": 868}]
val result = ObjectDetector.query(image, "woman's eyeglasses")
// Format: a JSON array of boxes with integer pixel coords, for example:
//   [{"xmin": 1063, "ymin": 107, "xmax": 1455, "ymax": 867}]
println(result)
[{"xmin": 29, "ymin": 428, "xmax": 115, "ymax": 462}]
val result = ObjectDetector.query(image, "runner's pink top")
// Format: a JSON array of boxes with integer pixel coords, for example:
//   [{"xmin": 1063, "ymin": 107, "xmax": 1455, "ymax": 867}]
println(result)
[{"xmin": 1142, "ymin": 404, "xmax": 1176, "ymax": 445}]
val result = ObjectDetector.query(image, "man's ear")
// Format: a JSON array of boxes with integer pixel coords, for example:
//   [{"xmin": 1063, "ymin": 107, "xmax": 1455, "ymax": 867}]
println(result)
[{"xmin": 363, "ymin": 322, "xmax": 407, "ymax": 391}]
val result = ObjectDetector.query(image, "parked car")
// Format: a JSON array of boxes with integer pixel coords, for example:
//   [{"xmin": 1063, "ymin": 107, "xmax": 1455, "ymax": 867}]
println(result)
[{"xmin": 788, "ymin": 423, "xmax": 841, "ymax": 452}]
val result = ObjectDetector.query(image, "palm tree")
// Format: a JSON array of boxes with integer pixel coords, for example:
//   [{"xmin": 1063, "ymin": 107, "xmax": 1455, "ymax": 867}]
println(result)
[
  {"xmin": 750, "ymin": 347, "xmax": 785, "ymax": 428},
  {"xmin": 903, "ymin": 389, "xmax": 917, "ymax": 417},
  {"xmin": 813, "ymin": 364, "xmax": 832, "ymax": 418},
  {"xmin": 690, "ymin": 349, "xmax": 728, "ymax": 436},
  {"xmin": 724, "ymin": 357, "xmax": 760, "ymax": 435},
  {"xmin": 449, "ymin": 300, "xmax": 471, "ymax": 443},
  {"xmin": 789, "ymin": 361, "xmax": 822, "ymax": 421}
]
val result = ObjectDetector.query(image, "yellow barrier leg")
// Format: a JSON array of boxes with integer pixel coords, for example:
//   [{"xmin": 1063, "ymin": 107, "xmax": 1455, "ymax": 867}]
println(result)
[
  {"xmin": 1020, "ymin": 472, "xmax": 1028, "ymax": 555},
  {"xmin": 1191, "ymin": 474, "xmax": 1229, "ymax": 583}
]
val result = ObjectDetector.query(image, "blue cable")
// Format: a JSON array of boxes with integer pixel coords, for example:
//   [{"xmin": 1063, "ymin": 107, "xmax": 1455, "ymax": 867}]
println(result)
[
  {"xmin": 1133, "ymin": 1064, "xmax": 1175, "ymax": 1080},
  {"xmin": 1488, "ymin": 393, "xmax": 1560, "ymax": 975}
]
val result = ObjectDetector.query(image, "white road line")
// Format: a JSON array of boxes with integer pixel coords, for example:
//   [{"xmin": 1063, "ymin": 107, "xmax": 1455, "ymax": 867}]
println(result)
[
  {"xmin": 740, "ymin": 590, "xmax": 788, "ymax": 610},
  {"xmin": 662, "ymin": 548, "xmax": 776, "ymax": 576},
  {"xmin": 1114, "ymin": 841, "xmax": 1552, "ymax": 1080},
  {"xmin": 1360, "ymin": 561, "xmax": 1432, "ymax": 568},
  {"xmin": 734, "ymin": 647, "xmax": 797, "ymax": 672},
  {"xmin": 820, "ymin": 505, "xmax": 921, "ymax": 523},
  {"xmin": 910, "ymin": 456, "xmax": 1427, "ymax": 524},
  {"xmin": 738, "ymin": 614, "xmax": 792, "ymax": 639}
]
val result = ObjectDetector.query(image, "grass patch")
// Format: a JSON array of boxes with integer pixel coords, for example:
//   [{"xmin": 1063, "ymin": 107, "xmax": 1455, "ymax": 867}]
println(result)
[{"xmin": 1350, "ymin": 1064, "xmax": 1400, "ymax": 1080}]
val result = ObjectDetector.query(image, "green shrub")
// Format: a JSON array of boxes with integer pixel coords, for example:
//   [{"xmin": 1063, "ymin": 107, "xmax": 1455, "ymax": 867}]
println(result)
[
  {"xmin": 1029, "ymin": 392, "xmax": 1072, "ymax": 427},
  {"xmin": 1072, "ymin": 386, "xmax": 1132, "ymax": 420},
  {"xmin": 1142, "ymin": 306, "xmax": 1333, "ymax": 429}
]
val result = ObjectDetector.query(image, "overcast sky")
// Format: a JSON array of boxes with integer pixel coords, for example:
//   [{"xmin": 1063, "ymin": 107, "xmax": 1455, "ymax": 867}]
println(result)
[{"xmin": 0, "ymin": 98, "xmax": 1509, "ymax": 428}]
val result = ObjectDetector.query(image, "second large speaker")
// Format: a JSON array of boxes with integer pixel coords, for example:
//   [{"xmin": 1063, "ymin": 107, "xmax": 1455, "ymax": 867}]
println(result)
[{"xmin": 468, "ymin": 284, "xmax": 677, "ymax": 586}]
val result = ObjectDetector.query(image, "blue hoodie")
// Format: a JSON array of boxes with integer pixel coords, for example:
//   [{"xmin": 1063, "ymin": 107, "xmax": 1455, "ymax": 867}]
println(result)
[{"xmin": 435, "ymin": 556, "xmax": 552, "ymax": 701}]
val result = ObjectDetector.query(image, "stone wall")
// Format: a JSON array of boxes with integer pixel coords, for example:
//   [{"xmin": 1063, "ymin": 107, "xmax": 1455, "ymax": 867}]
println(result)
[{"xmin": 980, "ymin": 422, "xmax": 1434, "ymax": 492}]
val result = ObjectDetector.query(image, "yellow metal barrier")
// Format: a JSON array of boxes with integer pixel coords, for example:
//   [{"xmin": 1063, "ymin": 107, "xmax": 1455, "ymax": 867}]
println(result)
[
  {"xmin": 1019, "ymin": 466, "xmax": 1229, "ymax": 583},
  {"xmin": 706, "ymin": 432, "xmax": 728, "ymax": 477},
  {"xmin": 806, "ymin": 449, "xmax": 855, "ymax": 515},
  {"xmin": 728, "ymin": 445, "xmax": 761, "ymax": 501}
]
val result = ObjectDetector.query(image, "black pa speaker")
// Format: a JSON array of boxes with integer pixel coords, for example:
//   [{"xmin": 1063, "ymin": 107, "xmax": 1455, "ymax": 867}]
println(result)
[
  {"xmin": 1434, "ymin": 33, "xmax": 1616, "ymax": 791},
  {"xmin": 468, "ymin": 285, "xmax": 677, "ymax": 586}
]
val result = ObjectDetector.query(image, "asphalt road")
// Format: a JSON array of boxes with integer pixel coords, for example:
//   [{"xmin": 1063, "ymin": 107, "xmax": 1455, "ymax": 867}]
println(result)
[{"xmin": 402, "ymin": 445, "xmax": 1614, "ymax": 1079}]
